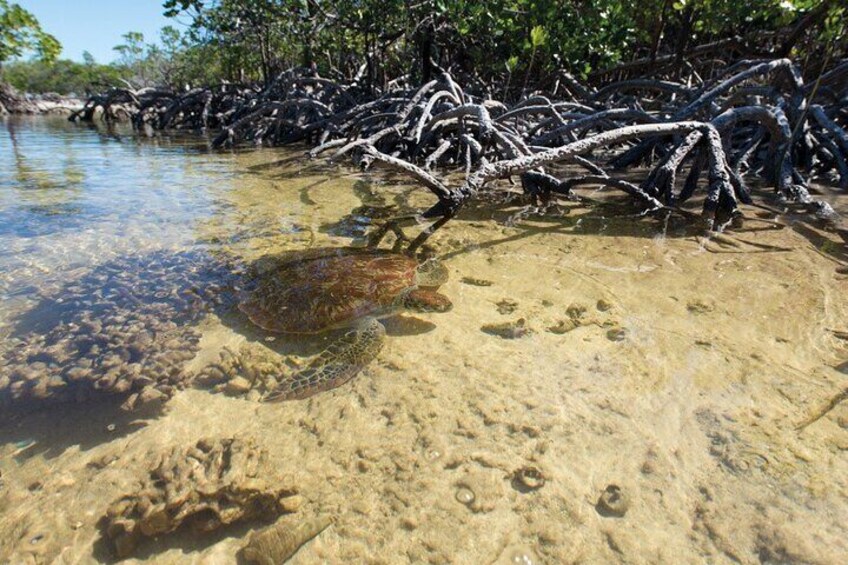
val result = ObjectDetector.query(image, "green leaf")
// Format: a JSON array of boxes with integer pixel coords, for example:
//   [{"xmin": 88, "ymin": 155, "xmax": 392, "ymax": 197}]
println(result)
[
  {"xmin": 530, "ymin": 25, "xmax": 548, "ymax": 48},
  {"xmin": 1, "ymin": 0, "xmax": 63, "ymax": 63}
]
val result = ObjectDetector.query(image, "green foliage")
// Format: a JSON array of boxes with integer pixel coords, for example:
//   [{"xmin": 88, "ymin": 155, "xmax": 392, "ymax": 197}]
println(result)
[
  {"xmin": 113, "ymin": 32, "xmax": 146, "ymax": 66},
  {"xmin": 3, "ymin": 59, "xmax": 122, "ymax": 94},
  {"xmin": 0, "ymin": 0, "xmax": 60, "ymax": 66},
  {"xmin": 163, "ymin": 0, "xmax": 313, "ymax": 84},
  {"xmin": 112, "ymin": 31, "xmax": 169, "ymax": 86},
  {"xmin": 820, "ymin": 3, "xmax": 846, "ymax": 44},
  {"xmin": 6, "ymin": 0, "xmax": 842, "ymax": 94},
  {"xmin": 155, "ymin": 0, "xmax": 840, "ymax": 89}
]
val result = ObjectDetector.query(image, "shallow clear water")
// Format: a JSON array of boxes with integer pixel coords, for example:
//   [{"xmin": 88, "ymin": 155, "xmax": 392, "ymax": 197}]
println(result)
[{"xmin": 1, "ymin": 116, "xmax": 847, "ymax": 564}]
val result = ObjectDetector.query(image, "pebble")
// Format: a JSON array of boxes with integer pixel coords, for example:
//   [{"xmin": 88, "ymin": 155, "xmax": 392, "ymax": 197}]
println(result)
[
  {"xmin": 496, "ymin": 299, "xmax": 519, "ymax": 315},
  {"xmin": 567, "ymin": 303, "xmax": 588, "ymax": 319},
  {"xmin": 547, "ymin": 319, "xmax": 578, "ymax": 334},
  {"xmin": 87, "ymin": 453, "xmax": 119, "ymax": 469},
  {"xmin": 455, "ymin": 487, "xmax": 475, "ymax": 505},
  {"xmin": 494, "ymin": 544, "xmax": 540, "ymax": 565},
  {"xmin": 138, "ymin": 387, "xmax": 167, "ymax": 404},
  {"xmin": 596, "ymin": 299, "xmax": 613, "ymax": 312},
  {"xmin": 225, "ymin": 376, "xmax": 252, "ymax": 395},
  {"xmin": 279, "ymin": 495, "xmax": 303, "ymax": 513},
  {"xmin": 513, "ymin": 466, "xmax": 546, "ymax": 491},
  {"xmin": 596, "ymin": 484, "xmax": 629, "ymax": 517},
  {"xmin": 687, "ymin": 299, "xmax": 715, "ymax": 314},
  {"xmin": 482, "ymin": 318, "xmax": 531, "ymax": 339},
  {"xmin": 606, "ymin": 327, "xmax": 627, "ymax": 342},
  {"xmin": 461, "ymin": 277, "xmax": 493, "ymax": 286}
]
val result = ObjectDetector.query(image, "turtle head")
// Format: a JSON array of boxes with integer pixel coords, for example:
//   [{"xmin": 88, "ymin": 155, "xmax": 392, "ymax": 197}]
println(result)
[
  {"xmin": 402, "ymin": 289, "xmax": 452, "ymax": 313},
  {"xmin": 414, "ymin": 259, "xmax": 449, "ymax": 288}
]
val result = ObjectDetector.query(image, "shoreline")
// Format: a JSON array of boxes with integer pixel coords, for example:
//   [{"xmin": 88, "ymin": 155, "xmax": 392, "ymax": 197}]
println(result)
[{"xmin": 0, "ymin": 84, "xmax": 83, "ymax": 116}]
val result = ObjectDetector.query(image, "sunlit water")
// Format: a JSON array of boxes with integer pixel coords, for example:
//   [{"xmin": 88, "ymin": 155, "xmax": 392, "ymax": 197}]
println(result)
[{"xmin": 1, "ymin": 116, "xmax": 847, "ymax": 564}]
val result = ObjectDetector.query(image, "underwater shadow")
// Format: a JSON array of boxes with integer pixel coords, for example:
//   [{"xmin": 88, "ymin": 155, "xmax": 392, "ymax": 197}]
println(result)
[
  {"xmin": 0, "ymin": 248, "xmax": 239, "ymax": 458},
  {"xmin": 244, "ymin": 149, "xmax": 312, "ymax": 173},
  {"xmin": 0, "ymin": 397, "xmax": 155, "ymax": 461},
  {"xmin": 785, "ymin": 217, "xmax": 848, "ymax": 265},
  {"xmin": 421, "ymin": 188, "xmax": 817, "ymax": 261},
  {"xmin": 318, "ymin": 179, "xmax": 417, "ymax": 240},
  {"xmin": 91, "ymin": 516, "xmax": 269, "ymax": 564}
]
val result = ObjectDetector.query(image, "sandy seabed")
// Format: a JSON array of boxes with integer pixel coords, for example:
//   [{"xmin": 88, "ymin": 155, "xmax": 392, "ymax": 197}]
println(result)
[{"xmin": 1, "ymin": 125, "xmax": 847, "ymax": 564}]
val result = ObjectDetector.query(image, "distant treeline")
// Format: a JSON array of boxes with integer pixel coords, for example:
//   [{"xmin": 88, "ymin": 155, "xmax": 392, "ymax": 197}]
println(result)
[{"xmin": 4, "ymin": 58, "xmax": 122, "ymax": 95}]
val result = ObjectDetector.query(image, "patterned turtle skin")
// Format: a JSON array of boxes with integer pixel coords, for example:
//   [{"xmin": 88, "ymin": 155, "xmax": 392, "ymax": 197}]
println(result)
[{"xmin": 238, "ymin": 247, "xmax": 451, "ymax": 401}]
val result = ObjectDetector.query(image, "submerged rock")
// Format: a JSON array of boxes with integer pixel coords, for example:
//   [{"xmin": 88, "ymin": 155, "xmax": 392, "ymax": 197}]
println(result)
[
  {"xmin": 596, "ymin": 484, "xmax": 629, "ymax": 517},
  {"xmin": 481, "ymin": 318, "xmax": 532, "ymax": 339},
  {"xmin": 547, "ymin": 319, "xmax": 579, "ymax": 334},
  {"xmin": 493, "ymin": 544, "xmax": 540, "ymax": 565},
  {"xmin": 687, "ymin": 299, "xmax": 715, "ymax": 314},
  {"xmin": 460, "ymin": 277, "xmax": 494, "ymax": 287},
  {"xmin": 101, "ymin": 437, "xmax": 299, "ymax": 558},
  {"xmin": 196, "ymin": 343, "xmax": 292, "ymax": 399},
  {"xmin": 596, "ymin": 299, "xmax": 614, "ymax": 312},
  {"xmin": 225, "ymin": 376, "xmax": 253, "ymax": 395},
  {"xmin": 606, "ymin": 326, "xmax": 628, "ymax": 342},
  {"xmin": 512, "ymin": 466, "xmax": 546, "ymax": 492},
  {"xmin": 453, "ymin": 468, "xmax": 505, "ymax": 513},
  {"xmin": 0, "ymin": 250, "xmax": 233, "ymax": 410},
  {"xmin": 242, "ymin": 515, "xmax": 332, "ymax": 565},
  {"xmin": 455, "ymin": 487, "xmax": 476, "ymax": 505},
  {"xmin": 496, "ymin": 298, "xmax": 519, "ymax": 315}
]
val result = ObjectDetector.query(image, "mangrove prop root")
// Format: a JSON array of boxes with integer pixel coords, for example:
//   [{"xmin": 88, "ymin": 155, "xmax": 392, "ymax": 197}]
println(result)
[{"xmin": 73, "ymin": 60, "xmax": 847, "ymax": 250}]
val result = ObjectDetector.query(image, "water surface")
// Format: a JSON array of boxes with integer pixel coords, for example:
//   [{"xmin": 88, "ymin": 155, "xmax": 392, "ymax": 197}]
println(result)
[{"xmin": 1, "ymin": 116, "xmax": 846, "ymax": 564}]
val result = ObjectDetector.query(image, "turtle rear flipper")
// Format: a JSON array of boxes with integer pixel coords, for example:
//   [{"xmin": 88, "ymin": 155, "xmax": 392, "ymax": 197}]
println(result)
[{"xmin": 264, "ymin": 317, "xmax": 386, "ymax": 402}]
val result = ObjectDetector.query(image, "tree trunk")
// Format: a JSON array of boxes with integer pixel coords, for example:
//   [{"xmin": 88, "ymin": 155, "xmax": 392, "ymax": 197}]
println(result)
[{"xmin": 416, "ymin": 21, "xmax": 435, "ymax": 83}]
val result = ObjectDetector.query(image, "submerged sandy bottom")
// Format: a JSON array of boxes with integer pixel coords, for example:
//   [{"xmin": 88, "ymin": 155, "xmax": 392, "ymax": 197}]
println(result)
[{"xmin": 1, "ymin": 120, "xmax": 847, "ymax": 564}]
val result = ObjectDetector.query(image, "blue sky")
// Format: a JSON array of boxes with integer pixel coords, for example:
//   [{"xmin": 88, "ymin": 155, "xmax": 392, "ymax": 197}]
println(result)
[{"xmin": 17, "ymin": 1, "xmax": 176, "ymax": 63}]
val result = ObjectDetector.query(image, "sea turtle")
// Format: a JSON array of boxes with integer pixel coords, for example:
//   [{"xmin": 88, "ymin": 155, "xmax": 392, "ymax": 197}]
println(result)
[{"xmin": 238, "ymin": 246, "xmax": 452, "ymax": 401}]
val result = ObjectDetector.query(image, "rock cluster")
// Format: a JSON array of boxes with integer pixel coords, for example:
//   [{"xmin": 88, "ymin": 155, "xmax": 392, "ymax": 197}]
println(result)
[
  {"xmin": 0, "ymin": 251, "xmax": 231, "ymax": 410},
  {"xmin": 195, "ymin": 343, "xmax": 292, "ymax": 400},
  {"xmin": 102, "ymin": 437, "xmax": 300, "ymax": 558}
]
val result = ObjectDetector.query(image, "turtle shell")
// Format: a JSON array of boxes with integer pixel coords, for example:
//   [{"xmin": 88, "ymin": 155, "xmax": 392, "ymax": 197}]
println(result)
[{"xmin": 238, "ymin": 247, "xmax": 421, "ymax": 334}]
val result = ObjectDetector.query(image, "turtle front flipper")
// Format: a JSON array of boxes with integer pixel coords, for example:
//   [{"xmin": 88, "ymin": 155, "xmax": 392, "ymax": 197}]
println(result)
[{"xmin": 264, "ymin": 317, "xmax": 386, "ymax": 402}]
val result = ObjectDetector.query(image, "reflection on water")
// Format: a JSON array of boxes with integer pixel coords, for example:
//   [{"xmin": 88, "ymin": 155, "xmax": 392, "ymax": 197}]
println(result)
[{"xmin": 1, "ymin": 116, "xmax": 847, "ymax": 564}]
